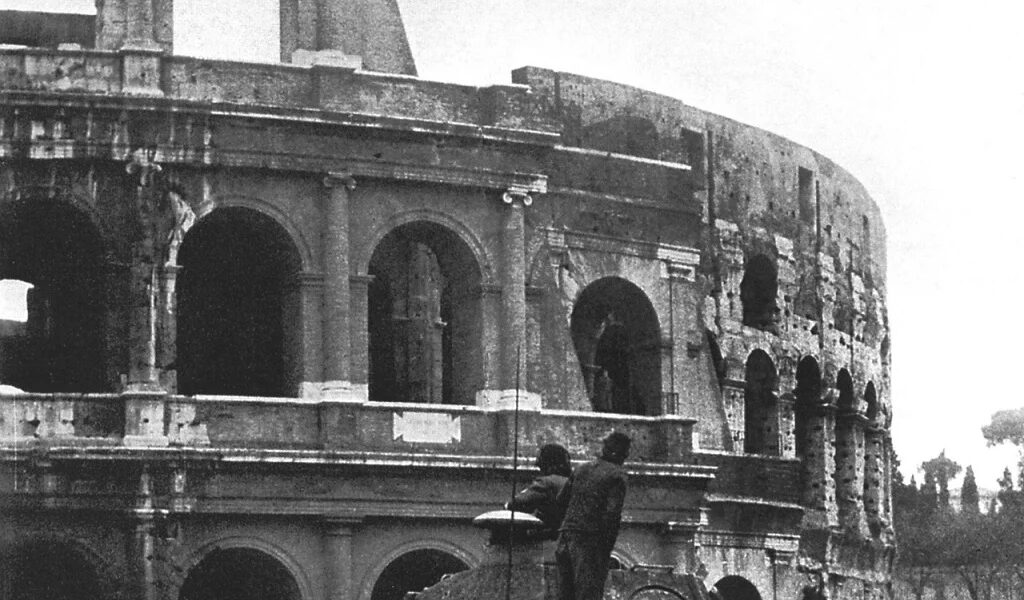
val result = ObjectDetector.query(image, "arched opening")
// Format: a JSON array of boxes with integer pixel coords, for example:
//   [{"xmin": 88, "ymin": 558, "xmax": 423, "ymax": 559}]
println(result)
[
  {"xmin": 177, "ymin": 207, "xmax": 302, "ymax": 396},
  {"xmin": 0, "ymin": 540, "xmax": 105, "ymax": 600},
  {"xmin": 368, "ymin": 222, "xmax": 482, "ymax": 404},
  {"xmin": 864, "ymin": 382, "xmax": 878, "ymax": 422},
  {"xmin": 836, "ymin": 369, "xmax": 855, "ymax": 412},
  {"xmin": 713, "ymin": 576, "xmax": 763, "ymax": 600},
  {"xmin": 570, "ymin": 277, "xmax": 662, "ymax": 415},
  {"xmin": 795, "ymin": 356, "xmax": 822, "ymax": 507},
  {"xmin": 740, "ymin": 254, "xmax": 778, "ymax": 331},
  {"xmin": 863, "ymin": 381, "xmax": 882, "ymax": 535},
  {"xmin": 833, "ymin": 368, "xmax": 858, "ymax": 525},
  {"xmin": 179, "ymin": 547, "xmax": 301, "ymax": 600},
  {"xmin": 743, "ymin": 349, "xmax": 778, "ymax": 455},
  {"xmin": 0, "ymin": 197, "xmax": 107, "ymax": 392},
  {"xmin": 370, "ymin": 549, "xmax": 469, "ymax": 600},
  {"xmin": 794, "ymin": 356, "xmax": 821, "ymax": 457}
]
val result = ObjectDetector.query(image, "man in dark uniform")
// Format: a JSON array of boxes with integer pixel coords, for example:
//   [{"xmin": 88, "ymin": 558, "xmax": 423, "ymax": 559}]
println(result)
[
  {"xmin": 555, "ymin": 432, "xmax": 631, "ymax": 600},
  {"xmin": 506, "ymin": 443, "xmax": 573, "ymax": 538}
]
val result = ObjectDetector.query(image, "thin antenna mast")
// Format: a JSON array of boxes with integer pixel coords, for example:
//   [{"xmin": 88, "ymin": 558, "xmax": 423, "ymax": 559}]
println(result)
[{"xmin": 506, "ymin": 345, "xmax": 522, "ymax": 600}]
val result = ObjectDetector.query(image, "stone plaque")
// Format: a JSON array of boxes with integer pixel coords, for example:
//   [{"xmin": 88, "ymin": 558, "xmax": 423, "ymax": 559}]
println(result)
[{"xmin": 393, "ymin": 411, "xmax": 461, "ymax": 444}]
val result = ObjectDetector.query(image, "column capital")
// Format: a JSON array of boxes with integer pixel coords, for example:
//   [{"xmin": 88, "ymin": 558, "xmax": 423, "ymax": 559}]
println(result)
[
  {"xmin": 323, "ymin": 516, "xmax": 363, "ymax": 535},
  {"xmin": 324, "ymin": 172, "xmax": 357, "ymax": 191},
  {"xmin": 502, "ymin": 187, "xmax": 534, "ymax": 207}
]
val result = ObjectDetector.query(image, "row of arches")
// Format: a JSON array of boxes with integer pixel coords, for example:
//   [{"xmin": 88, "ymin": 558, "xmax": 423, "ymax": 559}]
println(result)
[
  {"xmin": 0, "ymin": 538, "xmax": 470, "ymax": 600},
  {"xmin": 0, "ymin": 196, "xmax": 670, "ymax": 413},
  {"xmin": 739, "ymin": 350, "xmax": 888, "ymax": 532},
  {"xmin": 0, "ymin": 535, "xmax": 776, "ymax": 600}
]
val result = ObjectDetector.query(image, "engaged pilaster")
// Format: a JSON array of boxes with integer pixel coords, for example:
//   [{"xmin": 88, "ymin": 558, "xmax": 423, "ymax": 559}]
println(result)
[
  {"xmin": 313, "ymin": 173, "xmax": 364, "ymax": 402},
  {"xmin": 323, "ymin": 518, "xmax": 361, "ymax": 600},
  {"xmin": 476, "ymin": 188, "xmax": 540, "ymax": 410}
]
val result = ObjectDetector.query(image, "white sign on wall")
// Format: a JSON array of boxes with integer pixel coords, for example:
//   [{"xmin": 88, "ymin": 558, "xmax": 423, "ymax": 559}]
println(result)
[{"xmin": 393, "ymin": 412, "xmax": 462, "ymax": 444}]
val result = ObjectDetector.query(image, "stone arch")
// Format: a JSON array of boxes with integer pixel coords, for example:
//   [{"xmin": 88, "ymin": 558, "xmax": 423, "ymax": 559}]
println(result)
[
  {"xmin": 364, "ymin": 541, "xmax": 473, "ymax": 600},
  {"xmin": 794, "ymin": 356, "xmax": 822, "ymax": 457},
  {"xmin": 740, "ymin": 254, "xmax": 778, "ymax": 331},
  {"xmin": 0, "ymin": 192, "xmax": 109, "ymax": 392},
  {"xmin": 6, "ymin": 185, "xmax": 112, "ymax": 246},
  {"xmin": 367, "ymin": 219, "xmax": 484, "ymax": 404},
  {"xmin": 833, "ymin": 368, "xmax": 864, "ymax": 532},
  {"xmin": 176, "ymin": 206, "xmax": 304, "ymax": 396},
  {"xmin": 836, "ymin": 369, "xmax": 855, "ymax": 412},
  {"xmin": 356, "ymin": 209, "xmax": 493, "ymax": 284},
  {"xmin": 179, "ymin": 538, "xmax": 310, "ymax": 600},
  {"xmin": 864, "ymin": 381, "xmax": 878, "ymax": 421},
  {"xmin": 0, "ymin": 536, "xmax": 118, "ymax": 600},
  {"xmin": 743, "ymin": 349, "xmax": 779, "ymax": 455},
  {"xmin": 713, "ymin": 576, "xmax": 763, "ymax": 600},
  {"xmin": 193, "ymin": 194, "xmax": 314, "ymax": 272},
  {"xmin": 570, "ymin": 276, "xmax": 663, "ymax": 415}
]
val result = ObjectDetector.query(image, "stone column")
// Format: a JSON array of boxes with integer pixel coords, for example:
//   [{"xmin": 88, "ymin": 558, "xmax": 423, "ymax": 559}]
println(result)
[
  {"xmin": 834, "ymin": 410, "xmax": 868, "ymax": 536},
  {"xmin": 156, "ymin": 264, "xmax": 179, "ymax": 393},
  {"xmin": 863, "ymin": 425, "xmax": 885, "ymax": 536},
  {"xmin": 319, "ymin": 173, "xmax": 358, "ymax": 401},
  {"xmin": 777, "ymin": 392, "xmax": 796, "ymax": 458},
  {"xmin": 299, "ymin": 273, "xmax": 325, "ymax": 397},
  {"xmin": 476, "ymin": 190, "xmax": 539, "ymax": 410},
  {"xmin": 323, "ymin": 518, "xmax": 359, "ymax": 600},
  {"xmin": 501, "ymin": 190, "xmax": 528, "ymax": 390},
  {"xmin": 127, "ymin": 465, "xmax": 158, "ymax": 600},
  {"xmin": 663, "ymin": 521, "xmax": 702, "ymax": 574},
  {"xmin": 801, "ymin": 401, "xmax": 836, "ymax": 528},
  {"xmin": 123, "ymin": 152, "xmax": 168, "ymax": 447},
  {"xmin": 720, "ymin": 377, "xmax": 746, "ymax": 452},
  {"xmin": 124, "ymin": 0, "xmax": 158, "ymax": 48}
]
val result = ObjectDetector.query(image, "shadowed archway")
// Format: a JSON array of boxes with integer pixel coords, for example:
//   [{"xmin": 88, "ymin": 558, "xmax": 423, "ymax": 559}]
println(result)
[
  {"xmin": 370, "ymin": 549, "xmax": 469, "ymax": 600},
  {"xmin": 0, "ymin": 196, "xmax": 107, "ymax": 392},
  {"xmin": 570, "ymin": 277, "xmax": 662, "ymax": 415},
  {"xmin": 179, "ymin": 547, "xmax": 302, "ymax": 600},
  {"xmin": 176, "ymin": 207, "xmax": 302, "ymax": 396}
]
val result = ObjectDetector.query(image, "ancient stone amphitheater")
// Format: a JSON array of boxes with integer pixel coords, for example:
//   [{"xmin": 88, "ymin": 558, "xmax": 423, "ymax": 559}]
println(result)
[{"xmin": 0, "ymin": 2, "xmax": 892, "ymax": 599}]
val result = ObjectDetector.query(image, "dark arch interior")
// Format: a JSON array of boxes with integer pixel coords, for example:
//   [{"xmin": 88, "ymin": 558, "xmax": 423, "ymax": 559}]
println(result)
[
  {"xmin": 370, "ymin": 549, "xmax": 469, "ymax": 600},
  {"xmin": 740, "ymin": 254, "xmax": 778, "ymax": 330},
  {"xmin": 836, "ymin": 369, "xmax": 854, "ymax": 411},
  {"xmin": 177, "ymin": 208, "xmax": 302, "ymax": 396},
  {"xmin": 570, "ymin": 277, "xmax": 662, "ymax": 415},
  {"xmin": 714, "ymin": 576, "xmax": 763, "ymax": 600},
  {"xmin": 864, "ymin": 382, "xmax": 878, "ymax": 421},
  {"xmin": 179, "ymin": 547, "xmax": 301, "ymax": 600},
  {"xmin": 368, "ymin": 222, "xmax": 482, "ymax": 404},
  {"xmin": 743, "ymin": 350, "xmax": 778, "ymax": 455},
  {"xmin": 1, "ymin": 541, "xmax": 104, "ymax": 600},
  {"xmin": 0, "ymin": 197, "xmax": 107, "ymax": 392},
  {"xmin": 794, "ymin": 356, "xmax": 821, "ymax": 456}
]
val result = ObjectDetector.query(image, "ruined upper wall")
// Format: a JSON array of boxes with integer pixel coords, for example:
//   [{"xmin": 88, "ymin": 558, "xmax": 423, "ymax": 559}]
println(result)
[
  {"xmin": 512, "ymin": 66, "xmax": 887, "ymax": 291},
  {"xmin": 280, "ymin": 0, "xmax": 417, "ymax": 75}
]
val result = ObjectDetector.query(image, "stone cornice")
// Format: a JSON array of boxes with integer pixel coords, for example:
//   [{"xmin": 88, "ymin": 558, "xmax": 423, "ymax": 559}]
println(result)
[{"xmin": 335, "ymin": 159, "xmax": 547, "ymax": 194}]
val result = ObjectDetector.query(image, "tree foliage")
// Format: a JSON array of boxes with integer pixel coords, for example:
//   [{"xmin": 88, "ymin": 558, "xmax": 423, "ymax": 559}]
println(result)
[
  {"xmin": 982, "ymin": 408, "xmax": 1024, "ymax": 447},
  {"xmin": 894, "ymin": 450, "xmax": 1024, "ymax": 600},
  {"xmin": 961, "ymin": 466, "xmax": 979, "ymax": 514}
]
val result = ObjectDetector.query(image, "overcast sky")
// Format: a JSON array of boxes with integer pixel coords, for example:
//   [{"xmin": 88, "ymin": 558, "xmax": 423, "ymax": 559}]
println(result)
[{"xmin": 4, "ymin": 0, "xmax": 1023, "ymax": 489}]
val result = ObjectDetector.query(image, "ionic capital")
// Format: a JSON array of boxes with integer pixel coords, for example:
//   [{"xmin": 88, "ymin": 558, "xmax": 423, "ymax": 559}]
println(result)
[
  {"xmin": 324, "ymin": 172, "xmax": 357, "ymax": 192},
  {"xmin": 502, "ymin": 187, "xmax": 534, "ymax": 207}
]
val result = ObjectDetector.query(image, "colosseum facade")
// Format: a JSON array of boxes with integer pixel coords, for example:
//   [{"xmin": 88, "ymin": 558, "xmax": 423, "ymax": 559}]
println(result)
[{"xmin": 0, "ymin": 2, "xmax": 893, "ymax": 599}]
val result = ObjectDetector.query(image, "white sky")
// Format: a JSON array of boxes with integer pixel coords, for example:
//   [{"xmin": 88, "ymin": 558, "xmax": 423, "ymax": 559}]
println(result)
[{"xmin": 3, "ymin": 0, "xmax": 1023, "ymax": 489}]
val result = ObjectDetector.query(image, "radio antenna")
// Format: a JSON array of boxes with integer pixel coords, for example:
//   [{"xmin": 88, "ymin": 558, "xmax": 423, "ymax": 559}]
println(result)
[{"xmin": 506, "ymin": 345, "xmax": 522, "ymax": 600}]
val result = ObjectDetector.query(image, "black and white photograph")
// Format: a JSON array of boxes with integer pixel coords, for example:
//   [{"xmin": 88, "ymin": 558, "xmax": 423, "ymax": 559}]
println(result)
[{"xmin": 0, "ymin": 1, "xmax": 1021, "ymax": 599}]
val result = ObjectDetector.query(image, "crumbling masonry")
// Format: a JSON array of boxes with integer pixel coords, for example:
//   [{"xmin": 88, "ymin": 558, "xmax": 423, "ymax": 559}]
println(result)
[{"xmin": 0, "ymin": 2, "xmax": 893, "ymax": 600}]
